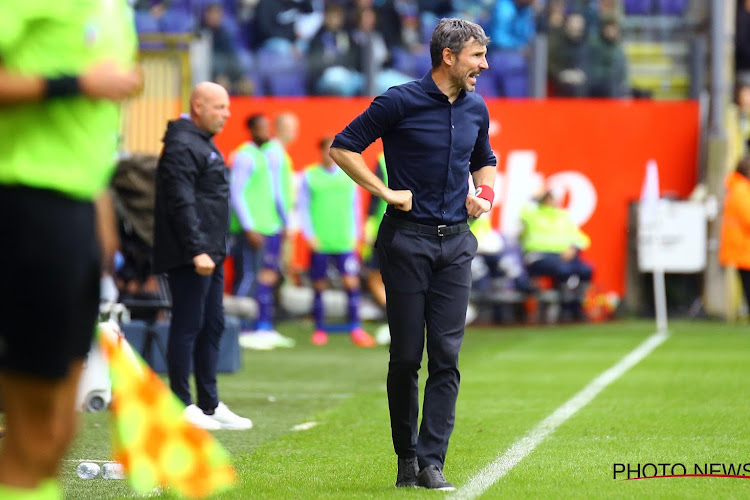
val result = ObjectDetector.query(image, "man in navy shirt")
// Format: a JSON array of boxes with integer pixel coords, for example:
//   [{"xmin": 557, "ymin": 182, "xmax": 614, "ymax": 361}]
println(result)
[{"xmin": 330, "ymin": 18, "xmax": 496, "ymax": 491}]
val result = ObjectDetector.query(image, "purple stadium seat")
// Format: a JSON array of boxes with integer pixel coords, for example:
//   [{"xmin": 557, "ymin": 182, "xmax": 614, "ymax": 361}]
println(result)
[
  {"xmin": 623, "ymin": 0, "xmax": 653, "ymax": 15},
  {"xmin": 475, "ymin": 70, "xmax": 499, "ymax": 98},
  {"xmin": 488, "ymin": 51, "xmax": 529, "ymax": 97},
  {"xmin": 655, "ymin": 0, "xmax": 687, "ymax": 16},
  {"xmin": 159, "ymin": 7, "xmax": 195, "ymax": 33},
  {"xmin": 134, "ymin": 10, "xmax": 160, "ymax": 33},
  {"xmin": 413, "ymin": 48, "xmax": 432, "ymax": 77},
  {"xmin": 266, "ymin": 68, "xmax": 307, "ymax": 96},
  {"xmin": 391, "ymin": 47, "xmax": 417, "ymax": 77},
  {"xmin": 253, "ymin": 46, "xmax": 307, "ymax": 96}
]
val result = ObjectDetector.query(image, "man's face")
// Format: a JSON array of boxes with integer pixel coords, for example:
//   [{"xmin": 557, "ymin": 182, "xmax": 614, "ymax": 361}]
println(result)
[
  {"xmin": 449, "ymin": 38, "xmax": 489, "ymax": 93},
  {"xmin": 276, "ymin": 115, "xmax": 299, "ymax": 145},
  {"xmin": 195, "ymin": 88, "xmax": 230, "ymax": 135},
  {"xmin": 738, "ymin": 86, "xmax": 750, "ymax": 111},
  {"xmin": 602, "ymin": 23, "xmax": 619, "ymax": 43},
  {"xmin": 251, "ymin": 117, "xmax": 270, "ymax": 144}
]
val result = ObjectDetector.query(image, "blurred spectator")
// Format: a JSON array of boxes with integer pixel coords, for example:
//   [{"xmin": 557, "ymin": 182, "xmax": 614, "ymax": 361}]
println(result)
[
  {"xmin": 229, "ymin": 115, "xmax": 296, "ymax": 350},
  {"xmin": 110, "ymin": 154, "xmax": 161, "ymax": 306},
  {"xmin": 452, "ymin": 0, "xmax": 495, "ymax": 26},
  {"xmin": 719, "ymin": 156, "xmax": 750, "ymax": 315},
  {"xmin": 298, "ymin": 137, "xmax": 376, "ymax": 347},
  {"xmin": 520, "ymin": 188, "xmax": 593, "ymax": 321},
  {"xmin": 548, "ymin": 12, "xmax": 589, "ymax": 97},
  {"xmin": 352, "ymin": 6, "xmax": 414, "ymax": 95},
  {"xmin": 586, "ymin": 17, "xmax": 628, "ymax": 97},
  {"xmin": 134, "ymin": 0, "xmax": 168, "ymax": 33},
  {"xmin": 598, "ymin": 0, "xmax": 622, "ymax": 20},
  {"xmin": 399, "ymin": 3, "xmax": 424, "ymax": 52},
  {"xmin": 253, "ymin": 0, "xmax": 314, "ymax": 53},
  {"xmin": 538, "ymin": 0, "xmax": 566, "ymax": 33},
  {"xmin": 134, "ymin": 0, "xmax": 194, "ymax": 33},
  {"xmin": 372, "ymin": 0, "xmax": 406, "ymax": 51},
  {"xmin": 308, "ymin": 2, "xmax": 363, "ymax": 95},
  {"xmin": 274, "ymin": 112, "xmax": 300, "ymax": 151},
  {"xmin": 736, "ymin": 0, "xmax": 750, "ymax": 75},
  {"xmin": 568, "ymin": 0, "xmax": 601, "ymax": 37},
  {"xmin": 734, "ymin": 78, "xmax": 750, "ymax": 156},
  {"xmin": 200, "ymin": 2, "xmax": 255, "ymax": 95},
  {"xmin": 486, "ymin": 0, "xmax": 536, "ymax": 97},
  {"xmin": 227, "ymin": 115, "xmax": 268, "ymax": 321},
  {"xmin": 471, "ymin": 216, "xmax": 531, "ymax": 295}
]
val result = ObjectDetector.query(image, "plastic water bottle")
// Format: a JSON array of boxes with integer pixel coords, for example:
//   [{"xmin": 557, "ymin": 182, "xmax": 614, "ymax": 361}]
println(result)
[
  {"xmin": 76, "ymin": 462, "xmax": 100, "ymax": 479},
  {"xmin": 101, "ymin": 462, "xmax": 125, "ymax": 480}
]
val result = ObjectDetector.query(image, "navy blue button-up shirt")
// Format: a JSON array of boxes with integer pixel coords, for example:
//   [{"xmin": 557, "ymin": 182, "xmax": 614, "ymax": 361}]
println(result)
[{"xmin": 332, "ymin": 72, "xmax": 497, "ymax": 225}]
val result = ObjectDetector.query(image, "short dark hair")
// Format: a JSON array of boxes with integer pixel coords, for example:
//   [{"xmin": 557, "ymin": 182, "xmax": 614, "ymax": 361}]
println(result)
[
  {"xmin": 246, "ymin": 114, "xmax": 265, "ymax": 130},
  {"xmin": 429, "ymin": 18, "xmax": 490, "ymax": 70}
]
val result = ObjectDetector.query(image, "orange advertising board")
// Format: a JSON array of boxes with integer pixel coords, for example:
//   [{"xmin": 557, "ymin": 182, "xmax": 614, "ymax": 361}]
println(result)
[{"xmin": 215, "ymin": 98, "xmax": 700, "ymax": 296}]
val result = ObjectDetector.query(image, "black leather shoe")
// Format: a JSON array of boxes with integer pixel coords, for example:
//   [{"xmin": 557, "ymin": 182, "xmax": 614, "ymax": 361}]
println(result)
[
  {"xmin": 395, "ymin": 457, "xmax": 419, "ymax": 487},
  {"xmin": 417, "ymin": 464, "xmax": 456, "ymax": 491}
]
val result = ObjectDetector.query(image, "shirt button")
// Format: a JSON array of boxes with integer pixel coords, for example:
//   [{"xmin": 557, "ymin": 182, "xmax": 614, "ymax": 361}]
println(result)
[{"xmin": 452, "ymin": 125, "xmax": 454, "ymax": 128}]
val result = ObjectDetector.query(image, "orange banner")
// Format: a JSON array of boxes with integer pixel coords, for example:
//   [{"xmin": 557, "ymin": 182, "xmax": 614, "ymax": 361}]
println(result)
[{"xmin": 214, "ymin": 98, "xmax": 700, "ymax": 296}]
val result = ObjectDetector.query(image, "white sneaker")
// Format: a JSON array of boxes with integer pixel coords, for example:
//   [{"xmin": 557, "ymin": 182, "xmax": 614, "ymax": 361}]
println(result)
[
  {"xmin": 210, "ymin": 402, "xmax": 253, "ymax": 430},
  {"xmin": 238, "ymin": 331, "xmax": 276, "ymax": 350},
  {"xmin": 184, "ymin": 404, "xmax": 221, "ymax": 430},
  {"xmin": 256, "ymin": 330, "xmax": 296, "ymax": 348},
  {"xmin": 465, "ymin": 303, "xmax": 478, "ymax": 325}
]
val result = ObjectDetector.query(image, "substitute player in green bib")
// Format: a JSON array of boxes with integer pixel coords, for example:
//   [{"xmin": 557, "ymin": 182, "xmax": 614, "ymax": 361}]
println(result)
[
  {"xmin": 229, "ymin": 114, "xmax": 295, "ymax": 349},
  {"xmin": 0, "ymin": 1, "xmax": 141, "ymax": 498},
  {"xmin": 298, "ymin": 137, "xmax": 376, "ymax": 347}
]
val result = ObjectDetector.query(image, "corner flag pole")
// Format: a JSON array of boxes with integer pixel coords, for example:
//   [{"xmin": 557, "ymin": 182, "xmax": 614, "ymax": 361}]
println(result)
[{"xmin": 640, "ymin": 160, "xmax": 668, "ymax": 334}]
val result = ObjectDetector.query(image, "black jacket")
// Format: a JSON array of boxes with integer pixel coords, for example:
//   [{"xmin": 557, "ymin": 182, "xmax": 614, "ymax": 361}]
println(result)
[{"xmin": 152, "ymin": 117, "xmax": 229, "ymax": 273}]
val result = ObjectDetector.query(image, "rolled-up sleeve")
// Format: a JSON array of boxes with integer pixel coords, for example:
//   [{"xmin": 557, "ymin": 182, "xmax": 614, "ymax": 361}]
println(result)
[{"xmin": 332, "ymin": 88, "xmax": 404, "ymax": 153}]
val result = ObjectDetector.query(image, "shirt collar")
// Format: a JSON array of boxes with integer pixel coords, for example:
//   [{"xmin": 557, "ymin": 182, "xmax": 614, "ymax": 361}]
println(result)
[
  {"xmin": 419, "ymin": 72, "xmax": 466, "ymax": 102},
  {"xmin": 179, "ymin": 114, "xmax": 214, "ymax": 140}
]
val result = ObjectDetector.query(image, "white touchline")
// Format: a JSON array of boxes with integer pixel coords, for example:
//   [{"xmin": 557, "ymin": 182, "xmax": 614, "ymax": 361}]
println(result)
[{"xmin": 452, "ymin": 331, "xmax": 669, "ymax": 500}]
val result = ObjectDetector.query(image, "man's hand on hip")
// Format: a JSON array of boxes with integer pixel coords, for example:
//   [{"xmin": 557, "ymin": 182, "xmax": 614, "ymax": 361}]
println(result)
[
  {"xmin": 384, "ymin": 189, "xmax": 413, "ymax": 212},
  {"xmin": 193, "ymin": 253, "xmax": 216, "ymax": 275},
  {"xmin": 465, "ymin": 194, "xmax": 491, "ymax": 218}
]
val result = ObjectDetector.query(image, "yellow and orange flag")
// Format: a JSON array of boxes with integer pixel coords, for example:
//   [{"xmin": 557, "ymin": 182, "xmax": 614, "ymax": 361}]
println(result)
[{"xmin": 97, "ymin": 322, "xmax": 237, "ymax": 498}]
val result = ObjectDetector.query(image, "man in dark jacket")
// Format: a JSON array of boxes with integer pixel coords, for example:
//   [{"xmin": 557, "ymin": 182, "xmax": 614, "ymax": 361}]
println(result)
[{"xmin": 153, "ymin": 81, "xmax": 252, "ymax": 431}]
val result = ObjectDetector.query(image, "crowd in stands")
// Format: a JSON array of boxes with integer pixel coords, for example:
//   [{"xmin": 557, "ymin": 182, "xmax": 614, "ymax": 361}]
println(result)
[{"xmin": 133, "ymin": 0, "xmax": 690, "ymax": 98}]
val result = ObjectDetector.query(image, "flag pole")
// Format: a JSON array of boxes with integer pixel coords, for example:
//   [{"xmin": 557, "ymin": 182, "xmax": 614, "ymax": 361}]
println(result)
[
  {"xmin": 651, "ymin": 205, "xmax": 669, "ymax": 334},
  {"xmin": 640, "ymin": 160, "xmax": 669, "ymax": 334}
]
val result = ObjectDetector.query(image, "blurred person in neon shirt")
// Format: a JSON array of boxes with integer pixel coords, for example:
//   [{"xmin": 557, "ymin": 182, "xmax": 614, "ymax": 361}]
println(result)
[
  {"xmin": 520, "ymin": 188, "xmax": 593, "ymax": 320},
  {"xmin": 719, "ymin": 156, "xmax": 750, "ymax": 314}
]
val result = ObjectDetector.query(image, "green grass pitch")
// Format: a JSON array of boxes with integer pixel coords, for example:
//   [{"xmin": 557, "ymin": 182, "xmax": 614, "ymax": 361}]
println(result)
[{"xmin": 60, "ymin": 319, "xmax": 750, "ymax": 499}]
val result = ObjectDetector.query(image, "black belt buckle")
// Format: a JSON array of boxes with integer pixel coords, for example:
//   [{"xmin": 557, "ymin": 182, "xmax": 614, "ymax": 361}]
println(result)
[{"xmin": 437, "ymin": 224, "xmax": 447, "ymax": 237}]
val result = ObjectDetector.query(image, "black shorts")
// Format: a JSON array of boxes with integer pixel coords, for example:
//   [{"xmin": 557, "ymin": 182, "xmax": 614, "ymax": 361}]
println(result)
[{"xmin": 0, "ymin": 186, "xmax": 100, "ymax": 379}]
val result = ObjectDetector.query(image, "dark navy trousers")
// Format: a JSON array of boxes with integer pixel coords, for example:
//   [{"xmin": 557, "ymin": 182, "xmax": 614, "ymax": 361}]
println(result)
[
  {"xmin": 376, "ymin": 218, "xmax": 477, "ymax": 469},
  {"xmin": 166, "ymin": 265, "xmax": 225, "ymax": 412}
]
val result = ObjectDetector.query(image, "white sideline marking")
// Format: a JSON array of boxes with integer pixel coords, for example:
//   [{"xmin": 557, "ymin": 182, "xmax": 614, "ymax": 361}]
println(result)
[
  {"xmin": 452, "ymin": 331, "xmax": 669, "ymax": 500},
  {"xmin": 291, "ymin": 421, "xmax": 319, "ymax": 431}
]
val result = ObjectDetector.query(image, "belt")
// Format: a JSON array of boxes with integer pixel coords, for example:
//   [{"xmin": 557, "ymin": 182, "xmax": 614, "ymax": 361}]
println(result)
[{"xmin": 383, "ymin": 214, "xmax": 470, "ymax": 237}]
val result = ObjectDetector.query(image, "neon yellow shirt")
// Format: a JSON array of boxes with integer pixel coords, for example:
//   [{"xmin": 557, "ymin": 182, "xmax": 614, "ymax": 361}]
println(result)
[
  {"xmin": 520, "ymin": 203, "xmax": 590, "ymax": 253},
  {"xmin": 0, "ymin": 0, "xmax": 137, "ymax": 200}
]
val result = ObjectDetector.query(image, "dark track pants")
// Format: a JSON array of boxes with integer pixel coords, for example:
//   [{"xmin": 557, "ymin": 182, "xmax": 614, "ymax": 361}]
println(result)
[
  {"xmin": 376, "ymin": 219, "xmax": 477, "ymax": 469},
  {"xmin": 166, "ymin": 265, "xmax": 225, "ymax": 411}
]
